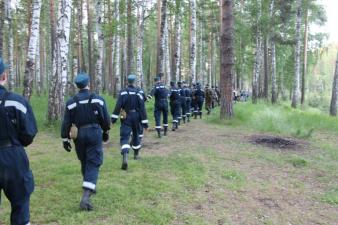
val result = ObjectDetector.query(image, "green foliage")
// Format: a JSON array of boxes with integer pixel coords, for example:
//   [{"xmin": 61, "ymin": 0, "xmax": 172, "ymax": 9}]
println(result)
[{"xmin": 206, "ymin": 102, "xmax": 338, "ymax": 138}]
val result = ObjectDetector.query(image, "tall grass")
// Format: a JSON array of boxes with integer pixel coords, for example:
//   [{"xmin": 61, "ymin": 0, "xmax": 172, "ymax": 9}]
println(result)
[{"xmin": 206, "ymin": 101, "xmax": 338, "ymax": 137}]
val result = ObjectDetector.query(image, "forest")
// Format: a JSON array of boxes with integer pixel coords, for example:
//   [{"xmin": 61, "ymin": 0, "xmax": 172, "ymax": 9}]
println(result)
[{"xmin": 1, "ymin": 0, "xmax": 338, "ymax": 224}]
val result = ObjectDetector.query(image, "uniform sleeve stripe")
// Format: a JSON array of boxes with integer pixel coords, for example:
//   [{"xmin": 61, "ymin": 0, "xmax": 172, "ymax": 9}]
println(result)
[
  {"xmin": 132, "ymin": 145, "xmax": 142, "ymax": 150},
  {"xmin": 4, "ymin": 100, "xmax": 27, "ymax": 114},
  {"xmin": 91, "ymin": 99, "xmax": 104, "ymax": 106},
  {"xmin": 137, "ymin": 94, "xmax": 144, "ymax": 100},
  {"xmin": 67, "ymin": 103, "xmax": 77, "ymax": 110},
  {"xmin": 121, "ymin": 144, "xmax": 131, "ymax": 149},
  {"xmin": 141, "ymin": 120, "xmax": 148, "ymax": 124},
  {"xmin": 120, "ymin": 92, "xmax": 128, "ymax": 95},
  {"xmin": 111, "ymin": 114, "xmax": 119, "ymax": 119}
]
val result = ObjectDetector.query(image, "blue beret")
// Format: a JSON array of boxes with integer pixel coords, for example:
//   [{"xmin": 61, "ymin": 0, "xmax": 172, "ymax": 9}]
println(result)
[
  {"xmin": 0, "ymin": 58, "xmax": 9, "ymax": 77},
  {"xmin": 127, "ymin": 74, "xmax": 137, "ymax": 83},
  {"xmin": 74, "ymin": 73, "xmax": 90, "ymax": 88}
]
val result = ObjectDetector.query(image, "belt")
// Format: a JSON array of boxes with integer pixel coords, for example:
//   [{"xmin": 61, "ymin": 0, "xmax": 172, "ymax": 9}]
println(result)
[
  {"xmin": 0, "ymin": 139, "xmax": 12, "ymax": 148},
  {"xmin": 79, "ymin": 123, "xmax": 100, "ymax": 129},
  {"xmin": 128, "ymin": 109, "xmax": 137, "ymax": 113}
]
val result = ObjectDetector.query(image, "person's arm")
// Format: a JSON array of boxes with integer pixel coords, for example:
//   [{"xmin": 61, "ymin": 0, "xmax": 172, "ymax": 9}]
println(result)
[
  {"xmin": 111, "ymin": 92, "xmax": 125, "ymax": 124},
  {"xmin": 18, "ymin": 100, "xmax": 38, "ymax": 147}
]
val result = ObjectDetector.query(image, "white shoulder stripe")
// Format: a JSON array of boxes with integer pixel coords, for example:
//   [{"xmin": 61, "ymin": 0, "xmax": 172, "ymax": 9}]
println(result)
[
  {"xmin": 91, "ymin": 99, "xmax": 104, "ymax": 106},
  {"xmin": 120, "ymin": 92, "xmax": 128, "ymax": 95},
  {"xmin": 4, "ymin": 100, "xmax": 27, "ymax": 114},
  {"xmin": 67, "ymin": 103, "xmax": 77, "ymax": 110}
]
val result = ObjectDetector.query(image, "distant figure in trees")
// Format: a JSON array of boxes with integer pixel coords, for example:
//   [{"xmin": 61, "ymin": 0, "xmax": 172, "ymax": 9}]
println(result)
[
  {"xmin": 205, "ymin": 84, "xmax": 213, "ymax": 115},
  {"xmin": 193, "ymin": 83, "xmax": 205, "ymax": 119},
  {"xmin": 147, "ymin": 76, "xmax": 169, "ymax": 138},
  {"xmin": 214, "ymin": 86, "xmax": 221, "ymax": 106},
  {"xmin": 178, "ymin": 81, "xmax": 187, "ymax": 124},
  {"xmin": 0, "ymin": 58, "xmax": 38, "ymax": 224},
  {"xmin": 183, "ymin": 83, "xmax": 192, "ymax": 122},
  {"xmin": 169, "ymin": 81, "xmax": 181, "ymax": 131},
  {"xmin": 111, "ymin": 75, "xmax": 149, "ymax": 170},
  {"xmin": 61, "ymin": 73, "xmax": 111, "ymax": 211}
]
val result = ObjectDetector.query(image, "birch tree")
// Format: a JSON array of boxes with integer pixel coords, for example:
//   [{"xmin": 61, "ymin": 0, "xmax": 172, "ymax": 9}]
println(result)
[
  {"xmin": 23, "ymin": 0, "xmax": 42, "ymax": 101},
  {"xmin": 220, "ymin": 0, "xmax": 234, "ymax": 119},
  {"xmin": 36, "ymin": 34, "xmax": 41, "ymax": 95},
  {"xmin": 95, "ymin": 0, "xmax": 104, "ymax": 94},
  {"xmin": 189, "ymin": 0, "xmax": 197, "ymax": 84},
  {"xmin": 330, "ymin": 52, "xmax": 338, "ymax": 116},
  {"xmin": 173, "ymin": 0, "xmax": 182, "ymax": 82},
  {"xmin": 291, "ymin": 0, "xmax": 302, "ymax": 108},
  {"xmin": 136, "ymin": 0, "xmax": 146, "ymax": 87},
  {"xmin": 252, "ymin": 0, "xmax": 262, "ymax": 104},
  {"xmin": 156, "ymin": 0, "xmax": 167, "ymax": 78},
  {"xmin": 163, "ymin": 12, "xmax": 171, "ymax": 86},
  {"xmin": 115, "ymin": 0, "xmax": 121, "ymax": 94},
  {"xmin": 270, "ymin": 0, "xmax": 277, "ymax": 104},
  {"xmin": 6, "ymin": 0, "xmax": 15, "ymax": 90}
]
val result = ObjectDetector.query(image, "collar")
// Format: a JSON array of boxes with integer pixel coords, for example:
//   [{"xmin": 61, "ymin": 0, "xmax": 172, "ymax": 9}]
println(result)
[
  {"xmin": 128, "ymin": 85, "xmax": 135, "ymax": 88},
  {"xmin": 79, "ymin": 89, "xmax": 89, "ymax": 93}
]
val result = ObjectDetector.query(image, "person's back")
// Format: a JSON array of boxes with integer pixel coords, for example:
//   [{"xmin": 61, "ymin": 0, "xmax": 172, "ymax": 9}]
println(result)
[{"xmin": 0, "ymin": 58, "xmax": 38, "ymax": 225}]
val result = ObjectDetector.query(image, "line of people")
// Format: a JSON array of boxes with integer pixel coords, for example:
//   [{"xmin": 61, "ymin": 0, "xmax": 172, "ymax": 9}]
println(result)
[{"xmin": 0, "ymin": 56, "xmax": 220, "ymax": 224}]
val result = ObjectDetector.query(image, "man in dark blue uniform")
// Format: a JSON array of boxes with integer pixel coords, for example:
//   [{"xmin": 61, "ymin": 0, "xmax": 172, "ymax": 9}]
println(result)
[
  {"xmin": 169, "ymin": 81, "xmax": 181, "ymax": 131},
  {"xmin": 193, "ymin": 83, "xmax": 205, "ymax": 119},
  {"xmin": 61, "ymin": 73, "xmax": 110, "ymax": 211},
  {"xmin": 184, "ymin": 83, "xmax": 192, "ymax": 122},
  {"xmin": 136, "ymin": 87, "xmax": 148, "ymax": 142},
  {"xmin": 178, "ymin": 81, "xmax": 187, "ymax": 124},
  {"xmin": 147, "ymin": 76, "xmax": 169, "ymax": 138},
  {"xmin": 0, "ymin": 58, "xmax": 38, "ymax": 225},
  {"xmin": 111, "ymin": 75, "xmax": 148, "ymax": 170}
]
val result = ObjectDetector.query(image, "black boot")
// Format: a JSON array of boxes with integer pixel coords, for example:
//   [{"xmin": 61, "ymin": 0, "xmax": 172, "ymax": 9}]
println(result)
[
  {"xmin": 194, "ymin": 113, "xmax": 197, "ymax": 119},
  {"xmin": 178, "ymin": 119, "xmax": 181, "ymax": 126},
  {"xmin": 134, "ymin": 149, "xmax": 140, "ymax": 160},
  {"xmin": 164, "ymin": 126, "xmax": 168, "ymax": 136},
  {"xmin": 156, "ymin": 128, "xmax": 161, "ymax": 138},
  {"xmin": 172, "ymin": 123, "xmax": 176, "ymax": 131},
  {"xmin": 80, "ymin": 188, "xmax": 93, "ymax": 211},
  {"xmin": 183, "ymin": 117, "xmax": 186, "ymax": 124},
  {"xmin": 121, "ymin": 153, "xmax": 128, "ymax": 170},
  {"xmin": 187, "ymin": 115, "xmax": 190, "ymax": 122},
  {"xmin": 200, "ymin": 112, "xmax": 203, "ymax": 119}
]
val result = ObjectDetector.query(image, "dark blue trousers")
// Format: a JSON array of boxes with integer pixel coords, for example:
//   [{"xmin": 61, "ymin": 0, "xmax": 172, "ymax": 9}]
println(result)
[
  {"xmin": 154, "ymin": 101, "xmax": 169, "ymax": 129},
  {"xmin": 120, "ymin": 112, "xmax": 142, "ymax": 154},
  {"xmin": 0, "ymin": 146, "xmax": 34, "ymax": 225},
  {"xmin": 75, "ymin": 126, "xmax": 103, "ymax": 191},
  {"xmin": 194, "ymin": 99, "xmax": 204, "ymax": 116},
  {"xmin": 186, "ymin": 98, "xmax": 192, "ymax": 117},
  {"xmin": 180, "ymin": 99, "xmax": 187, "ymax": 120},
  {"xmin": 170, "ymin": 101, "xmax": 181, "ymax": 124}
]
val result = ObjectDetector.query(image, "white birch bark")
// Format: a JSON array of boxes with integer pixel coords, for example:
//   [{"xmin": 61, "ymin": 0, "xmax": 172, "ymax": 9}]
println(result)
[
  {"xmin": 270, "ymin": 0, "xmax": 277, "ymax": 103},
  {"xmin": 6, "ymin": 0, "xmax": 15, "ymax": 90},
  {"xmin": 199, "ymin": 21, "xmax": 203, "ymax": 84},
  {"xmin": 291, "ymin": 0, "xmax": 302, "ymax": 108},
  {"xmin": 156, "ymin": 0, "xmax": 167, "ymax": 78},
  {"xmin": 95, "ymin": 0, "xmax": 104, "ymax": 94},
  {"xmin": 115, "ymin": 0, "xmax": 121, "ymax": 94},
  {"xmin": 330, "ymin": 52, "xmax": 338, "ymax": 116},
  {"xmin": 173, "ymin": 0, "xmax": 182, "ymax": 83},
  {"xmin": 136, "ymin": 0, "xmax": 145, "ymax": 87},
  {"xmin": 36, "ymin": 34, "xmax": 41, "ymax": 95},
  {"xmin": 189, "ymin": 0, "xmax": 197, "ymax": 84},
  {"xmin": 23, "ymin": 0, "xmax": 42, "ymax": 100},
  {"xmin": 164, "ymin": 13, "xmax": 171, "ymax": 86}
]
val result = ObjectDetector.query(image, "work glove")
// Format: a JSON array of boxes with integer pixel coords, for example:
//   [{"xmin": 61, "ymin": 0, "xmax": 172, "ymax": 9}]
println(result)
[
  {"xmin": 63, "ymin": 139, "xmax": 72, "ymax": 152},
  {"xmin": 103, "ymin": 131, "xmax": 109, "ymax": 142}
]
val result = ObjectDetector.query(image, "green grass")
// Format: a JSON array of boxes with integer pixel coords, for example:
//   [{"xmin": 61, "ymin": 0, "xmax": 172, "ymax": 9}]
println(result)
[
  {"xmin": 321, "ymin": 188, "xmax": 338, "ymax": 205},
  {"xmin": 206, "ymin": 101, "xmax": 338, "ymax": 138}
]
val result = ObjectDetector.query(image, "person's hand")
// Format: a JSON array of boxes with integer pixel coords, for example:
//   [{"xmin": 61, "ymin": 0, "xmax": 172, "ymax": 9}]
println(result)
[
  {"xmin": 63, "ymin": 139, "xmax": 72, "ymax": 152},
  {"xmin": 103, "ymin": 131, "xmax": 109, "ymax": 142}
]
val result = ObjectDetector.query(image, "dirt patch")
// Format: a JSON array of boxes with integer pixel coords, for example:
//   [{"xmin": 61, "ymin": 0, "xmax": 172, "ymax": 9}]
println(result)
[{"xmin": 250, "ymin": 135, "xmax": 301, "ymax": 150}]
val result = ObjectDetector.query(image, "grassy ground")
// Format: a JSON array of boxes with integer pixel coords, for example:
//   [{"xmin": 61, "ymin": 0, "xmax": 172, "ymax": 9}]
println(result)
[{"xmin": 0, "ymin": 97, "xmax": 338, "ymax": 225}]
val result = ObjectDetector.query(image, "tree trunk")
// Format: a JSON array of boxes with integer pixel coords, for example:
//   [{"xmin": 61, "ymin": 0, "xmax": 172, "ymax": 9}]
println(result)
[
  {"xmin": 0, "ymin": 1, "xmax": 4, "ymax": 57},
  {"xmin": 77, "ymin": 0, "xmax": 86, "ymax": 72},
  {"xmin": 252, "ymin": 35, "xmax": 262, "ymax": 104},
  {"xmin": 126, "ymin": 0, "xmax": 133, "ymax": 76},
  {"xmin": 220, "ymin": 0, "xmax": 234, "ymax": 119},
  {"xmin": 35, "ymin": 32, "xmax": 41, "ymax": 96},
  {"xmin": 95, "ymin": 0, "xmax": 104, "ymax": 94},
  {"xmin": 330, "ymin": 52, "xmax": 338, "ymax": 116},
  {"xmin": 115, "ymin": 0, "xmax": 121, "ymax": 95},
  {"xmin": 23, "ymin": 0, "xmax": 42, "ymax": 101},
  {"xmin": 271, "ymin": 39, "xmax": 277, "ymax": 103},
  {"xmin": 263, "ymin": 37, "xmax": 268, "ymax": 99},
  {"xmin": 87, "ymin": 0, "xmax": 94, "ymax": 90},
  {"xmin": 136, "ymin": 0, "xmax": 145, "ymax": 87},
  {"xmin": 301, "ymin": 6, "xmax": 309, "ymax": 105},
  {"xmin": 173, "ymin": 0, "xmax": 182, "ymax": 83},
  {"xmin": 156, "ymin": 0, "xmax": 167, "ymax": 79},
  {"xmin": 189, "ymin": 0, "xmax": 197, "ymax": 84},
  {"xmin": 164, "ymin": 11, "xmax": 171, "ymax": 86},
  {"xmin": 291, "ymin": 0, "xmax": 302, "ymax": 108},
  {"xmin": 6, "ymin": 0, "xmax": 15, "ymax": 90}
]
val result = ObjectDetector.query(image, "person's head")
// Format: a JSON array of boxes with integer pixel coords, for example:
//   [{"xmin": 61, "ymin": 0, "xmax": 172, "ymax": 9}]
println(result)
[
  {"xmin": 170, "ymin": 81, "xmax": 176, "ymax": 87},
  {"xmin": 74, "ymin": 72, "xmax": 90, "ymax": 89},
  {"xmin": 154, "ymin": 76, "xmax": 161, "ymax": 83},
  {"xmin": 0, "ymin": 58, "xmax": 9, "ymax": 86},
  {"xmin": 177, "ymin": 81, "xmax": 182, "ymax": 87},
  {"xmin": 206, "ymin": 84, "xmax": 209, "ymax": 88},
  {"xmin": 127, "ymin": 74, "xmax": 137, "ymax": 85}
]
